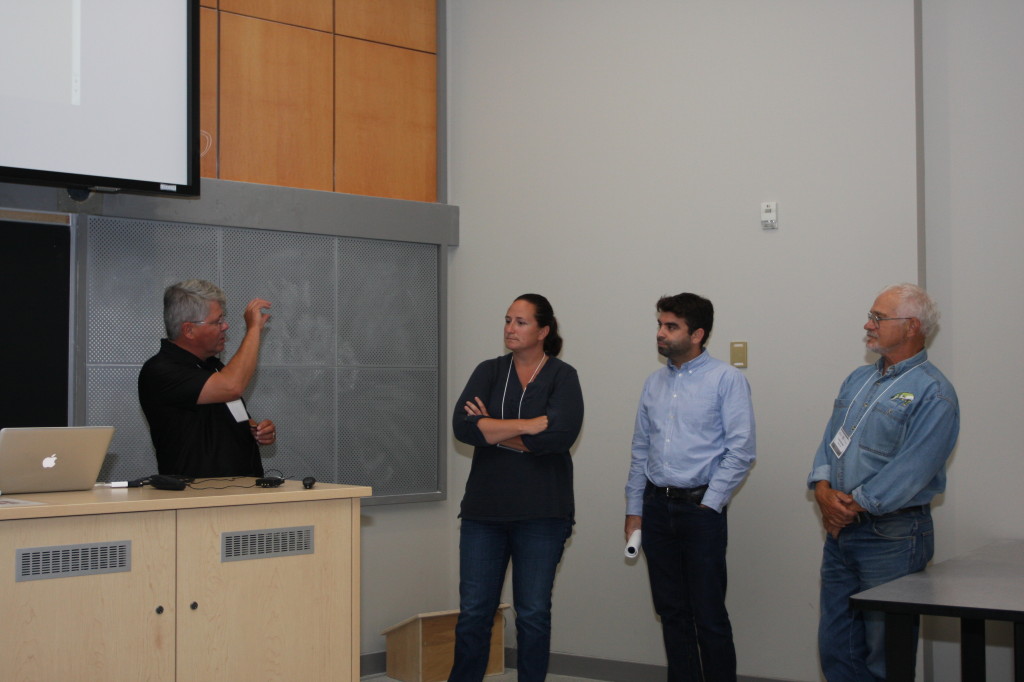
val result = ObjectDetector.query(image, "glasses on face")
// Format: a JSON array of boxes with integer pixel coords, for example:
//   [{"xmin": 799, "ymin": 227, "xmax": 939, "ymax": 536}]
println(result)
[
  {"xmin": 189, "ymin": 316, "xmax": 227, "ymax": 328},
  {"xmin": 866, "ymin": 312, "xmax": 912, "ymax": 325}
]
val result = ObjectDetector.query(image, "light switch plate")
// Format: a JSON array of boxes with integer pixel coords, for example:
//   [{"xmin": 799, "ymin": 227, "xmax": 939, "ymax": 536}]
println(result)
[
  {"xmin": 730, "ymin": 341, "xmax": 748, "ymax": 368},
  {"xmin": 761, "ymin": 201, "xmax": 778, "ymax": 230}
]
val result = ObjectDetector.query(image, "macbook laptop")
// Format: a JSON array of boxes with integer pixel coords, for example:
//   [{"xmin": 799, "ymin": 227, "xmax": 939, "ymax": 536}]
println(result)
[{"xmin": 0, "ymin": 426, "xmax": 115, "ymax": 495}]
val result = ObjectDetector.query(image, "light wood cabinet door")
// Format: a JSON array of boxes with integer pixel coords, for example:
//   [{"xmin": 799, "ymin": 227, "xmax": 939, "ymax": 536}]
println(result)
[
  {"xmin": 176, "ymin": 499, "xmax": 358, "ymax": 681},
  {"xmin": 0, "ymin": 511, "xmax": 177, "ymax": 682},
  {"xmin": 336, "ymin": 0, "xmax": 436, "ymax": 53},
  {"xmin": 219, "ymin": 13, "xmax": 334, "ymax": 191},
  {"xmin": 336, "ymin": 37, "xmax": 437, "ymax": 201},
  {"xmin": 220, "ymin": 0, "xmax": 333, "ymax": 32}
]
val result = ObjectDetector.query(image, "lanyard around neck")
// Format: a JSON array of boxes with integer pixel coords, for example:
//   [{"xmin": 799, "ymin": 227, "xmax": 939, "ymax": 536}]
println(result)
[
  {"xmin": 500, "ymin": 355, "xmax": 547, "ymax": 419},
  {"xmin": 840, "ymin": 361, "xmax": 925, "ymax": 434}
]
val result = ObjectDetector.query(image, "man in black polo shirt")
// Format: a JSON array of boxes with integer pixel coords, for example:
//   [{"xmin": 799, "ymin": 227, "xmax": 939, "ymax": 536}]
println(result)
[{"xmin": 138, "ymin": 279, "xmax": 276, "ymax": 477}]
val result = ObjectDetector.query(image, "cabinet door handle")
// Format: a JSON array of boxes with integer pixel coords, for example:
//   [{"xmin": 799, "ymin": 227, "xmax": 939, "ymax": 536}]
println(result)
[
  {"xmin": 155, "ymin": 605, "xmax": 165, "ymax": 615},
  {"xmin": 190, "ymin": 601, "xmax": 199, "ymax": 610}
]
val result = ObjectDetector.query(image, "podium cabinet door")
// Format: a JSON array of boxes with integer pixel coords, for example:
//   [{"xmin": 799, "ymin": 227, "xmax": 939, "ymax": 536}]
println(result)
[
  {"xmin": 0, "ymin": 510, "xmax": 177, "ymax": 682},
  {"xmin": 176, "ymin": 498, "xmax": 358, "ymax": 681}
]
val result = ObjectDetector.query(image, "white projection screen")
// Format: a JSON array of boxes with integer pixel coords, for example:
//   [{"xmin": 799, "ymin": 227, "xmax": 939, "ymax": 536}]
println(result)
[{"xmin": 0, "ymin": 0, "xmax": 199, "ymax": 196}]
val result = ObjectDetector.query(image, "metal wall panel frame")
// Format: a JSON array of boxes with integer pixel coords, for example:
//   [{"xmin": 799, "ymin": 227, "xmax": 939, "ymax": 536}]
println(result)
[{"xmin": 1, "ymin": 179, "xmax": 458, "ymax": 505}]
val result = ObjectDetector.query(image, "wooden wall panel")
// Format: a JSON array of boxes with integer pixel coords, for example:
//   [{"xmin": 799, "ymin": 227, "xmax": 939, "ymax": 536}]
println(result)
[
  {"xmin": 199, "ymin": 8, "xmax": 218, "ymax": 179},
  {"xmin": 335, "ymin": 38, "xmax": 436, "ymax": 202},
  {"xmin": 335, "ymin": 0, "xmax": 436, "ymax": 53},
  {"xmin": 200, "ymin": 0, "xmax": 217, "ymax": 8},
  {"xmin": 220, "ymin": 14, "xmax": 334, "ymax": 191},
  {"xmin": 220, "ymin": 0, "xmax": 333, "ymax": 32}
]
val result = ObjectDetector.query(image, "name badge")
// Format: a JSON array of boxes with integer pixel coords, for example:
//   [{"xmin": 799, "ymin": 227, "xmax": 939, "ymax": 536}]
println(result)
[
  {"xmin": 226, "ymin": 399, "xmax": 250, "ymax": 423},
  {"xmin": 830, "ymin": 427, "xmax": 851, "ymax": 458}
]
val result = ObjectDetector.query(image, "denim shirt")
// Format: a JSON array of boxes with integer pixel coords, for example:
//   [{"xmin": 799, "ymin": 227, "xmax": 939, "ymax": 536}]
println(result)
[
  {"xmin": 807, "ymin": 350, "xmax": 960, "ymax": 515},
  {"xmin": 626, "ymin": 350, "xmax": 756, "ymax": 514}
]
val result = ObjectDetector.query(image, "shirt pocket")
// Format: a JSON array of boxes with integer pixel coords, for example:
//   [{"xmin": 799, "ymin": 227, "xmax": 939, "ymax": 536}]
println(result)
[
  {"xmin": 679, "ymin": 389, "xmax": 720, "ymax": 433},
  {"xmin": 857, "ymin": 404, "xmax": 909, "ymax": 457}
]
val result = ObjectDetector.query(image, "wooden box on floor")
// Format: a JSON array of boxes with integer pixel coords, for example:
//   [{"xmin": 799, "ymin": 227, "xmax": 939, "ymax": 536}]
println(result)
[{"xmin": 381, "ymin": 604, "xmax": 510, "ymax": 682}]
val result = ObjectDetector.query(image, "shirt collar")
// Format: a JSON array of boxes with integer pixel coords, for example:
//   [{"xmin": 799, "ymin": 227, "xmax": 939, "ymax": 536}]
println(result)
[
  {"xmin": 876, "ymin": 348, "xmax": 929, "ymax": 377},
  {"xmin": 161, "ymin": 337, "xmax": 221, "ymax": 370},
  {"xmin": 667, "ymin": 348, "xmax": 710, "ymax": 373}
]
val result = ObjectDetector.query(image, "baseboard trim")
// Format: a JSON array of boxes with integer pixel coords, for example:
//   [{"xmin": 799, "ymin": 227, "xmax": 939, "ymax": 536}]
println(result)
[
  {"xmin": 536, "ymin": 649, "xmax": 666, "ymax": 681},
  {"xmin": 360, "ymin": 651, "xmax": 387, "ymax": 676},
  {"xmin": 361, "ymin": 648, "xmax": 790, "ymax": 682}
]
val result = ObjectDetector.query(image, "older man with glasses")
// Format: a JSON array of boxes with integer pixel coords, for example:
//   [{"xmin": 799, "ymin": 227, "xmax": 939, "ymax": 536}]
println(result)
[
  {"xmin": 138, "ymin": 279, "xmax": 276, "ymax": 478},
  {"xmin": 807, "ymin": 283, "xmax": 960, "ymax": 682}
]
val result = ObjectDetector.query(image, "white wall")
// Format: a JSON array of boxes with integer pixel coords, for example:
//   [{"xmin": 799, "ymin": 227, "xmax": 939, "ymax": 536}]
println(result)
[
  {"xmin": 921, "ymin": 0, "xmax": 1024, "ymax": 678},
  {"xmin": 359, "ymin": 501, "xmax": 455, "ymax": 653},
  {"xmin": 444, "ymin": 2, "xmax": 918, "ymax": 681},
  {"xmin": 356, "ymin": 2, "xmax": 1024, "ymax": 680}
]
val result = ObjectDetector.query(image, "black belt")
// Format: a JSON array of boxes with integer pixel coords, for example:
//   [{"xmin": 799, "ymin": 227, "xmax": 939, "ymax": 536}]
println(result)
[
  {"xmin": 648, "ymin": 482, "xmax": 708, "ymax": 504},
  {"xmin": 858, "ymin": 504, "xmax": 929, "ymax": 521}
]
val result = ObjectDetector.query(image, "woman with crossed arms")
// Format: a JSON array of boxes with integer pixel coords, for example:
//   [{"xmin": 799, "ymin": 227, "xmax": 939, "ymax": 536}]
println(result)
[{"xmin": 449, "ymin": 293, "xmax": 584, "ymax": 682}]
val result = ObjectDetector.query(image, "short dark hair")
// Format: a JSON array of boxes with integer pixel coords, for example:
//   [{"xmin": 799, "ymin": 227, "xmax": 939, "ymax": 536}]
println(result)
[
  {"xmin": 515, "ymin": 293, "xmax": 563, "ymax": 356},
  {"xmin": 656, "ymin": 293, "xmax": 714, "ymax": 348}
]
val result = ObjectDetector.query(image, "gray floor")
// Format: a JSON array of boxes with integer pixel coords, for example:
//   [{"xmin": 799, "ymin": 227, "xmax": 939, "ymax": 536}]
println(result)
[{"xmin": 362, "ymin": 671, "xmax": 598, "ymax": 675}]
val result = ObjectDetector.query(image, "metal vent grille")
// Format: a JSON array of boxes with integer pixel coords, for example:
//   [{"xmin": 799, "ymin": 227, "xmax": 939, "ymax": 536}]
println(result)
[
  {"xmin": 222, "ymin": 526, "xmax": 314, "ymax": 562},
  {"xmin": 16, "ymin": 541, "xmax": 132, "ymax": 582}
]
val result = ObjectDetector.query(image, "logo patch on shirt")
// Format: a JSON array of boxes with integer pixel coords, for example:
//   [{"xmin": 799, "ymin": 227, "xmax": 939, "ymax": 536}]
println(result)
[{"xmin": 890, "ymin": 391, "xmax": 915, "ymax": 406}]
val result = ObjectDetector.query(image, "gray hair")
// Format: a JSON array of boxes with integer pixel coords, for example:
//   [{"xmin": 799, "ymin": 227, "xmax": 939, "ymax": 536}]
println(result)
[
  {"xmin": 881, "ymin": 283, "xmax": 940, "ymax": 338},
  {"xmin": 164, "ymin": 279, "xmax": 226, "ymax": 339}
]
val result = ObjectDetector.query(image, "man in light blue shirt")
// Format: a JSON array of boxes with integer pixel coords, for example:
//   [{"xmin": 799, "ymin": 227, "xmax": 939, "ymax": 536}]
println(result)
[
  {"xmin": 625, "ymin": 293, "xmax": 756, "ymax": 682},
  {"xmin": 808, "ymin": 283, "xmax": 959, "ymax": 682}
]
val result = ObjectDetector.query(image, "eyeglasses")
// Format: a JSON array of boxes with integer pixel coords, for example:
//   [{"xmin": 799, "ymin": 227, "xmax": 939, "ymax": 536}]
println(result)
[
  {"xmin": 866, "ymin": 312, "xmax": 912, "ymax": 325},
  {"xmin": 189, "ymin": 316, "xmax": 227, "ymax": 327}
]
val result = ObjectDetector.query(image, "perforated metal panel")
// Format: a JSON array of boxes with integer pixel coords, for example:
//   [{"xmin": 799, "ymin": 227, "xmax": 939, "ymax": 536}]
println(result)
[
  {"xmin": 241, "ymin": 365, "xmax": 336, "ymax": 482},
  {"xmin": 82, "ymin": 215, "xmax": 441, "ymax": 500},
  {"xmin": 337, "ymin": 367, "xmax": 439, "ymax": 495},
  {"xmin": 86, "ymin": 217, "xmax": 222, "ymax": 365},
  {"xmin": 85, "ymin": 366, "xmax": 156, "ymax": 481},
  {"xmin": 221, "ymin": 229, "xmax": 337, "ymax": 366},
  {"xmin": 338, "ymin": 237, "xmax": 438, "ymax": 367},
  {"xmin": 16, "ymin": 541, "xmax": 132, "ymax": 582}
]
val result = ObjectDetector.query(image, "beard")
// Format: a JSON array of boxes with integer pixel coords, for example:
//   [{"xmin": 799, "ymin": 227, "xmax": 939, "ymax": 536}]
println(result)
[
  {"xmin": 658, "ymin": 339, "xmax": 691, "ymax": 362},
  {"xmin": 864, "ymin": 334, "xmax": 896, "ymax": 356}
]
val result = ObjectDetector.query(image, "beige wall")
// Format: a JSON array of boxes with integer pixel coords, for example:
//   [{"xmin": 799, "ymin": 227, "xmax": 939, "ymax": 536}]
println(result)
[
  {"xmin": 921, "ymin": 0, "xmax": 1024, "ymax": 678},
  {"xmin": 442, "ymin": 2, "xmax": 918, "ymax": 681},
  {"xmin": 342, "ymin": 1, "xmax": 1024, "ymax": 680}
]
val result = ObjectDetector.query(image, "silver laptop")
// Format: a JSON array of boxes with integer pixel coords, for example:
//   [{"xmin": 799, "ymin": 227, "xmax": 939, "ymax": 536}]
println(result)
[{"xmin": 0, "ymin": 426, "xmax": 115, "ymax": 495}]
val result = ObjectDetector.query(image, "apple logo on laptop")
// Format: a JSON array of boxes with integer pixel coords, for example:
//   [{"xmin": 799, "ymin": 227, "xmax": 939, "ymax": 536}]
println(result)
[{"xmin": 42, "ymin": 453, "xmax": 58, "ymax": 469}]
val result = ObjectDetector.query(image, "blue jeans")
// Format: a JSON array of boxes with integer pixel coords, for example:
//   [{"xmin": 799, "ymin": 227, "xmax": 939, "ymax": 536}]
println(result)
[
  {"xmin": 818, "ymin": 507, "xmax": 934, "ymax": 682},
  {"xmin": 642, "ymin": 486, "xmax": 735, "ymax": 682},
  {"xmin": 449, "ymin": 518, "xmax": 572, "ymax": 682}
]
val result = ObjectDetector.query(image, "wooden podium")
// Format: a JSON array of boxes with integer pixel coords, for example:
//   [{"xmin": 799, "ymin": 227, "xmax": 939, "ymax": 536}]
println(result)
[
  {"xmin": 0, "ymin": 479, "xmax": 370, "ymax": 682},
  {"xmin": 381, "ymin": 604, "xmax": 510, "ymax": 682}
]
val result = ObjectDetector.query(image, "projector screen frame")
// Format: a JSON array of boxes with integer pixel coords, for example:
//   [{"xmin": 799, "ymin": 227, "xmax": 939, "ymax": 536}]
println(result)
[{"xmin": 0, "ymin": 0, "xmax": 201, "ymax": 198}]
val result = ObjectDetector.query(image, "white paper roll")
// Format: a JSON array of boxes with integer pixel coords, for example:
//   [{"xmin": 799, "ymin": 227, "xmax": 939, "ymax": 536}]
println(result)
[{"xmin": 624, "ymin": 529, "xmax": 642, "ymax": 558}]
